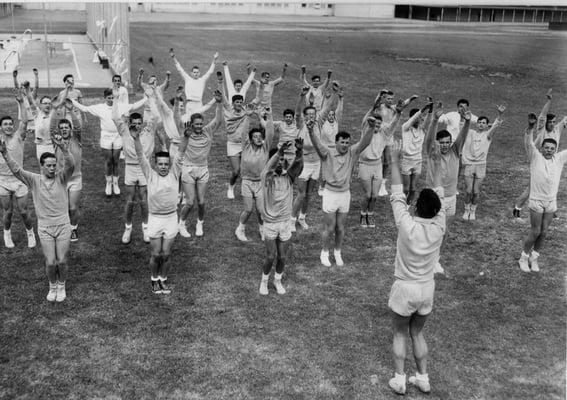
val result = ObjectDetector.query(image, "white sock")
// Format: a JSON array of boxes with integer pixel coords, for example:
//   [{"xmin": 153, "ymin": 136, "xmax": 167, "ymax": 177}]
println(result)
[
  {"xmin": 274, "ymin": 272, "xmax": 283, "ymax": 280},
  {"xmin": 70, "ymin": 225, "xmax": 78, "ymax": 230},
  {"xmin": 299, "ymin": 212, "xmax": 306, "ymax": 220},
  {"xmin": 521, "ymin": 251, "xmax": 529, "ymax": 259},
  {"xmin": 105, "ymin": 176, "xmax": 112, "ymax": 183},
  {"xmin": 261, "ymin": 273, "xmax": 269, "ymax": 281},
  {"xmin": 237, "ymin": 223, "xmax": 245, "ymax": 230},
  {"xmin": 125, "ymin": 223, "xmax": 132, "ymax": 229},
  {"xmin": 531, "ymin": 250, "xmax": 539, "ymax": 259}
]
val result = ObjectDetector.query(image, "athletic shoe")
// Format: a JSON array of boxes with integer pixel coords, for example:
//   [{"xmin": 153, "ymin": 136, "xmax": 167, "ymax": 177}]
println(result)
[
  {"xmin": 259, "ymin": 225, "xmax": 265, "ymax": 241},
  {"xmin": 290, "ymin": 218, "xmax": 297, "ymax": 233},
  {"xmin": 195, "ymin": 220, "xmax": 204, "ymax": 237},
  {"xmin": 178, "ymin": 222, "xmax": 191, "ymax": 238},
  {"xmin": 297, "ymin": 217, "xmax": 309, "ymax": 230},
  {"xmin": 274, "ymin": 278, "xmax": 286, "ymax": 295},
  {"xmin": 112, "ymin": 179, "xmax": 121, "ymax": 195},
  {"xmin": 227, "ymin": 184, "xmax": 235, "ymax": 199},
  {"xmin": 360, "ymin": 213, "xmax": 368, "ymax": 228},
  {"xmin": 105, "ymin": 181, "xmax": 112, "ymax": 196},
  {"xmin": 518, "ymin": 253, "xmax": 530, "ymax": 272},
  {"xmin": 388, "ymin": 374, "xmax": 406, "ymax": 395},
  {"xmin": 529, "ymin": 252, "xmax": 540, "ymax": 272},
  {"xmin": 152, "ymin": 280, "xmax": 162, "ymax": 294},
  {"xmin": 378, "ymin": 181, "xmax": 389, "ymax": 197},
  {"xmin": 320, "ymin": 250, "xmax": 331, "ymax": 267},
  {"xmin": 367, "ymin": 213, "xmax": 376, "ymax": 228},
  {"xmin": 26, "ymin": 229, "xmax": 36, "ymax": 248},
  {"xmin": 259, "ymin": 277, "xmax": 269, "ymax": 295},
  {"xmin": 122, "ymin": 225, "xmax": 132, "ymax": 244},
  {"xmin": 408, "ymin": 374, "xmax": 431, "ymax": 393},
  {"xmin": 469, "ymin": 209, "xmax": 476, "ymax": 221},
  {"xmin": 235, "ymin": 226, "xmax": 248, "ymax": 242},
  {"xmin": 46, "ymin": 283, "xmax": 57, "ymax": 302},
  {"xmin": 142, "ymin": 224, "xmax": 150, "ymax": 243},
  {"xmin": 434, "ymin": 262, "xmax": 445, "ymax": 275},
  {"xmin": 56, "ymin": 282, "xmax": 66, "ymax": 302},
  {"xmin": 334, "ymin": 249, "xmax": 344, "ymax": 267},
  {"xmin": 3, "ymin": 230, "xmax": 14, "ymax": 249},
  {"xmin": 462, "ymin": 209, "xmax": 470, "ymax": 221},
  {"xmin": 70, "ymin": 229, "xmax": 78, "ymax": 242},
  {"xmin": 158, "ymin": 280, "xmax": 171, "ymax": 294}
]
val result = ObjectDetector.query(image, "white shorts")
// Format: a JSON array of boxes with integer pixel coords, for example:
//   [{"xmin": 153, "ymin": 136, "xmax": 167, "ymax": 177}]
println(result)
[
  {"xmin": 388, "ymin": 279, "xmax": 435, "ymax": 317},
  {"xmin": 147, "ymin": 212, "xmax": 178, "ymax": 239},
  {"xmin": 182, "ymin": 165, "xmax": 209, "ymax": 184},
  {"xmin": 0, "ymin": 178, "xmax": 28, "ymax": 197},
  {"xmin": 298, "ymin": 161, "xmax": 320, "ymax": 181},
  {"xmin": 227, "ymin": 141, "xmax": 242, "ymax": 157},
  {"xmin": 241, "ymin": 179, "xmax": 262, "ymax": 199},
  {"xmin": 38, "ymin": 223, "xmax": 72, "ymax": 244},
  {"xmin": 401, "ymin": 158, "xmax": 422, "ymax": 176},
  {"xmin": 125, "ymin": 164, "xmax": 147, "ymax": 186},
  {"xmin": 100, "ymin": 135, "xmax": 123, "ymax": 150},
  {"xmin": 528, "ymin": 199, "xmax": 557, "ymax": 214},
  {"xmin": 36, "ymin": 143, "xmax": 55, "ymax": 161},
  {"xmin": 263, "ymin": 220, "xmax": 292, "ymax": 241},
  {"xmin": 463, "ymin": 163, "xmax": 486, "ymax": 180},
  {"xmin": 358, "ymin": 162, "xmax": 382, "ymax": 181},
  {"xmin": 442, "ymin": 194, "xmax": 457, "ymax": 217},
  {"xmin": 322, "ymin": 188, "xmax": 350, "ymax": 214},
  {"xmin": 66, "ymin": 174, "xmax": 83, "ymax": 192}
]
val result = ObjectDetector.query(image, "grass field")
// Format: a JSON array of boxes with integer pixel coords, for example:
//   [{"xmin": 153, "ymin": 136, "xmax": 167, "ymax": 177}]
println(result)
[{"xmin": 0, "ymin": 11, "xmax": 566, "ymax": 400}]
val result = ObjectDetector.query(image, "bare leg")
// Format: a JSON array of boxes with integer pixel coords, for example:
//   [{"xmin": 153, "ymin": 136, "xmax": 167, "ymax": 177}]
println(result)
[
  {"xmin": 409, "ymin": 313, "xmax": 429, "ymax": 374},
  {"xmin": 228, "ymin": 155, "xmax": 241, "ymax": 186},
  {"xmin": 334, "ymin": 212, "xmax": 348, "ymax": 251},
  {"xmin": 523, "ymin": 210, "xmax": 543, "ymax": 253},
  {"xmin": 292, "ymin": 179, "xmax": 308, "ymax": 218},
  {"xmin": 321, "ymin": 212, "xmax": 336, "ymax": 252},
  {"xmin": 392, "ymin": 312, "xmax": 410, "ymax": 375},
  {"xmin": 534, "ymin": 212, "xmax": 555, "ymax": 251}
]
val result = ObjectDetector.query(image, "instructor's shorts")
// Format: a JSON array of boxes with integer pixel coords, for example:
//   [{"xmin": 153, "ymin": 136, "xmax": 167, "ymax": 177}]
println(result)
[
  {"xmin": 263, "ymin": 220, "xmax": 292, "ymax": 242},
  {"xmin": 182, "ymin": 165, "xmax": 209, "ymax": 184},
  {"xmin": 38, "ymin": 223, "xmax": 71, "ymax": 244},
  {"xmin": 298, "ymin": 161, "xmax": 320, "ymax": 181},
  {"xmin": 147, "ymin": 212, "xmax": 178, "ymax": 239},
  {"xmin": 227, "ymin": 141, "xmax": 242, "ymax": 157},
  {"xmin": 125, "ymin": 164, "xmax": 147, "ymax": 186},
  {"xmin": 401, "ymin": 158, "xmax": 422, "ymax": 176},
  {"xmin": 388, "ymin": 279, "xmax": 435, "ymax": 317},
  {"xmin": 358, "ymin": 162, "xmax": 383, "ymax": 181},
  {"xmin": 322, "ymin": 188, "xmax": 350, "ymax": 214},
  {"xmin": 100, "ymin": 135, "xmax": 123, "ymax": 150},
  {"xmin": 463, "ymin": 163, "xmax": 486, "ymax": 179},
  {"xmin": 528, "ymin": 199, "xmax": 557, "ymax": 214},
  {"xmin": 241, "ymin": 179, "xmax": 262, "ymax": 199},
  {"xmin": 0, "ymin": 178, "xmax": 28, "ymax": 197}
]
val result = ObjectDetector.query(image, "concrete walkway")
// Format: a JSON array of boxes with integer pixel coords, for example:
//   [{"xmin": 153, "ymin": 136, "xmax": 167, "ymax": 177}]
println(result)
[{"xmin": 0, "ymin": 34, "xmax": 113, "ymax": 89}]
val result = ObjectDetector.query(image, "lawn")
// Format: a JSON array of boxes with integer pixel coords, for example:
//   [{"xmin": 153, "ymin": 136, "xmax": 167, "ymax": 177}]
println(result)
[{"xmin": 0, "ymin": 11, "xmax": 566, "ymax": 400}]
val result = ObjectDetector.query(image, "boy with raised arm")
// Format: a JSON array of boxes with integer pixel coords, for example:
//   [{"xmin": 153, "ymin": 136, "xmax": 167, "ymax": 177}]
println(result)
[
  {"xmin": 170, "ymin": 48, "xmax": 218, "ymax": 117},
  {"xmin": 259, "ymin": 138, "xmax": 304, "ymax": 296},
  {"xmin": 0, "ymin": 90, "xmax": 35, "ymax": 248},
  {"xmin": 130, "ymin": 117, "xmax": 190, "ymax": 294},
  {"xmin": 386, "ymin": 140, "xmax": 445, "ymax": 396},
  {"xmin": 0, "ymin": 133, "xmax": 74, "ymax": 302},
  {"xmin": 308, "ymin": 115, "xmax": 379, "ymax": 267},
  {"xmin": 59, "ymin": 74, "xmax": 84, "ymax": 130},
  {"xmin": 223, "ymin": 61, "xmax": 255, "ymax": 102},
  {"xmin": 235, "ymin": 107, "xmax": 274, "ymax": 242},
  {"xmin": 461, "ymin": 105, "xmax": 505, "ymax": 220},
  {"xmin": 300, "ymin": 65, "xmax": 332, "ymax": 111},
  {"xmin": 518, "ymin": 114, "xmax": 567, "ymax": 273},
  {"xmin": 251, "ymin": 63, "xmax": 287, "ymax": 111}
]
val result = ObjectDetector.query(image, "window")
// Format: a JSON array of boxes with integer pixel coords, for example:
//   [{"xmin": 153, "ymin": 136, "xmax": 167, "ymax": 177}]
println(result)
[
  {"xmin": 301, "ymin": 3, "xmax": 307, "ymax": 7},
  {"xmin": 328, "ymin": 3, "xmax": 333, "ymax": 8}
]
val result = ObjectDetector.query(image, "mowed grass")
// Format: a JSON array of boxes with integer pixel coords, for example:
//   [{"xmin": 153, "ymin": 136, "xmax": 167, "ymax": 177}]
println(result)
[{"xmin": 1, "ymin": 13, "xmax": 566, "ymax": 399}]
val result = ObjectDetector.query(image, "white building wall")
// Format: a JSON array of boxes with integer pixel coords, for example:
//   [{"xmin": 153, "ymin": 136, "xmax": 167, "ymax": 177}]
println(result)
[
  {"xmin": 21, "ymin": 2, "xmax": 86, "ymax": 11},
  {"xmin": 135, "ymin": 2, "xmax": 333, "ymax": 16},
  {"xmin": 333, "ymin": 3, "xmax": 394, "ymax": 18}
]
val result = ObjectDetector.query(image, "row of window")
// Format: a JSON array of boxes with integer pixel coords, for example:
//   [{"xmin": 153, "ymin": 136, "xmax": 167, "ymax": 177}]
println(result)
[{"xmin": 205, "ymin": 2, "xmax": 333, "ymax": 8}]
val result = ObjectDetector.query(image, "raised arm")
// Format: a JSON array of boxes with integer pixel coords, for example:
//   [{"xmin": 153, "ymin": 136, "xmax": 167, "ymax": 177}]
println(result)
[
  {"xmin": 287, "ymin": 138, "xmax": 304, "ymax": 181},
  {"xmin": 306, "ymin": 120, "xmax": 328, "ymax": 160},
  {"xmin": 425, "ymin": 103, "xmax": 443, "ymax": 156},
  {"xmin": 0, "ymin": 139, "xmax": 34, "ymax": 186},
  {"xmin": 272, "ymin": 63, "xmax": 287, "ymax": 86},
  {"xmin": 52, "ymin": 85, "xmax": 70, "ymax": 109},
  {"xmin": 295, "ymin": 86, "xmax": 309, "ymax": 130},
  {"xmin": 158, "ymin": 71, "xmax": 171, "ymax": 93},
  {"xmin": 32, "ymin": 68, "xmax": 39, "ymax": 99},
  {"xmin": 111, "ymin": 97, "xmax": 129, "ymax": 137},
  {"xmin": 264, "ymin": 109, "xmax": 275, "ymax": 150},
  {"xmin": 205, "ymin": 91, "xmax": 224, "ymax": 133},
  {"xmin": 321, "ymin": 69, "xmax": 332, "ymax": 91},
  {"xmin": 353, "ymin": 116, "xmax": 378, "ymax": 155},
  {"xmin": 52, "ymin": 135, "xmax": 74, "ymax": 181},
  {"xmin": 300, "ymin": 65, "xmax": 310, "ymax": 88},
  {"xmin": 524, "ymin": 113, "xmax": 538, "ymax": 160},
  {"xmin": 222, "ymin": 61, "xmax": 235, "ymax": 94},
  {"xmin": 335, "ymin": 88, "xmax": 344, "ymax": 125},
  {"xmin": 170, "ymin": 48, "xmax": 191, "ymax": 83},
  {"xmin": 71, "ymin": 99, "xmax": 97, "ymax": 115},
  {"xmin": 486, "ymin": 105, "xmax": 506, "ymax": 141},
  {"xmin": 453, "ymin": 110, "xmax": 472, "ymax": 154},
  {"xmin": 12, "ymin": 70, "xmax": 19, "ymax": 89},
  {"xmin": 201, "ymin": 52, "xmax": 219, "ymax": 82},
  {"xmin": 14, "ymin": 89, "xmax": 28, "ymax": 140}
]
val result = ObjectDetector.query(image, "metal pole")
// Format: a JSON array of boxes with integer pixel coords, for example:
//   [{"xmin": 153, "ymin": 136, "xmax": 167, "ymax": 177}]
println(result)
[
  {"xmin": 42, "ymin": 3, "xmax": 51, "ymax": 91},
  {"xmin": 11, "ymin": 4, "xmax": 15, "ymax": 34}
]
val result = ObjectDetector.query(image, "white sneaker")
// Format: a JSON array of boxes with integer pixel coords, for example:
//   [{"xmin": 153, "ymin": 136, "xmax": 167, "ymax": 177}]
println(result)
[
  {"xmin": 259, "ymin": 278, "xmax": 269, "ymax": 295},
  {"xmin": 469, "ymin": 210, "xmax": 476, "ymax": 221},
  {"xmin": 178, "ymin": 222, "xmax": 191, "ymax": 238},
  {"xmin": 195, "ymin": 220, "xmax": 204, "ymax": 237},
  {"xmin": 105, "ymin": 180, "xmax": 112, "ymax": 196},
  {"xmin": 122, "ymin": 225, "xmax": 132, "ymax": 244},
  {"xmin": 227, "ymin": 185, "xmax": 235, "ymax": 199},
  {"xmin": 26, "ymin": 229, "xmax": 36, "ymax": 248},
  {"xmin": 462, "ymin": 210, "xmax": 470, "ymax": 220},
  {"xmin": 298, "ymin": 217, "xmax": 309, "ymax": 230},
  {"xmin": 529, "ymin": 252, "xmax": 540, "ymax": 272},
  {"xmin": 320, "ymin": 250, "xmax": 331, "ymax": 267},
  {"xmin": 434, "ymin": 261, "xmax": 445, "ymax": 275},
  {"xmin": 112, "ymin": 178, "xmax": 121, "ymax": 195},
  {"xmin": 408, "ymin": 374, "xmax": 431, "ymax": 393},
  {"xmin": 56, "ymin": 282, "xmax": 66, "ymax": 302},
  {"xmin": 388, "ymin": 374, "xmax": 406, "ymax": 395},
  {"xmin": 274, "ymin": 279, "xmax": 286, "ymax": 295},
  {"xmin": 518, "ymin": 254, "xmax": 530, "ymax": 272},
  {"xmin": 46, "ymin": 283, "xmax": 57, "ymax": 302},
  {"xmin": 235, "ymin": 226, "xmax": 248, "ymax": 242},
  {"xmin": 3, "ymin": 230, "xmax": 15, "ymax": 248},
  {"xmin": 290, "ymin": 218, "xmax": 297, "ymax": 233},
  {"xmin": 378, "ymin": 181, "xmax": 389, "ymax": 197},
  {"xmin": 259, "ymin": 225, "xmax": 265, "ymax": 241},
  {"xmin": 142, "ymin": 224, "xmax": 150, "ymax": 243},
  {"xmin": 334, "ymin": 249, "xmax": 344, "ymax": 267}
]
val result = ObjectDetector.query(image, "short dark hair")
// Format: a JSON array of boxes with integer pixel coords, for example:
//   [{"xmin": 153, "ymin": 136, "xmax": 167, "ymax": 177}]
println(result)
[
  {"xmin": 283, "ymin": 109, "xmax": 295, "ymax": 117},
  {"xmin": 112, "ymin": 74, "xmax": 121, "ymax": 81},
  {"xmin": 261, "ymin": 72, "xmax": 270, "ymax": 78},
  {"xmin": 231, "ymin": 94, "xmax": 244, "ymax": 103},
  {"xmin": 189, "ymin": 113, "xmax": 203, "ymax": 125},
  {"xmin": 409, "ymin": 108, "xmax": 420, "ymax": 118},
  {"xmin": 335, "ymin": 131, "xmax": 350, "ymax": 142},
  {"xmin": 103, "ymin": 88, "xmax": 113, "ymax": 97},
  {"xmin": 40, "ymin": 152, "xmax": 56, "ymax": 165},
  {"xmin": 192, "ymin": 66, "xmax": 199, "ymax": 71},
  {"xmin": 0, "ymin": 116, "xmax": 14, "ymax": 125},
  {"xmin": 129, "ymin": 112, "xmax": 143, "ymax": 123},
  {"xmin": 477, "ymin": 116, "xmax": 489, "ymax": 124},
  {"xmin": 234, "ymin": 79, "xmax": 243, "ymax": 86},
  {"xmin": 63, "ymin": 74, "xmax": 73, "ymax": 83},
  {"xmin": 546, "ymin": 113, "xmax": 556, "ymax": 121},
  {"xmin": 58, "ymin": 118, "xmax": 71, "ymax": 128},
  {"xmin": 457, "ymin": 99, "xmax": 469, "ymax": 107},
  {"xmin": 542, "ymin": 138, "xmax": 557, "ymax": 148},
  {"xmin": 248, "ymin": 127, "xmax": 265, "ymax": 142},
  {"xmin": 311, "ymin": 75, "xmax": 321, "ymax": 81},
  {"xmin": 40, "ymin": 95, "xmax": 51, "ymax": 104},
  {"xmin": 436, "ymin": 130, "xmax": 451, "ymax": 141},
  {"xmin": 415, "ymin": 188, "xmax": 441, "ymax": 219},
  {"xmin": 155, "ymin": 151, "xmax": 170, "ymax": 161},
  {"xmin": 303, "ymin": 106, "xmax": 316, "ymax": 115}
]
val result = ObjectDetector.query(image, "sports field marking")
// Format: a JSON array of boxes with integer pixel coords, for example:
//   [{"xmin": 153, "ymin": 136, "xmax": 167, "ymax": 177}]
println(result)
[{"xmin": 68, "ymin": 35, "xmax": 82, "ymax": 81}]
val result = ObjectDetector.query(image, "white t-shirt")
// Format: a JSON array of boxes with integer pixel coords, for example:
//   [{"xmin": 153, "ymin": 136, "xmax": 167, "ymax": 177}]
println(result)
[
  {"xmin": 461, "ymin": 129, "xmax": 492, "ymax": 165},
  {"xmin": 439, "ymin": 111, "xmax": 478, "ymax": 142},
  {"xmin": 528, "ymin": 144, "xmax": 567, "ymax": 202}
]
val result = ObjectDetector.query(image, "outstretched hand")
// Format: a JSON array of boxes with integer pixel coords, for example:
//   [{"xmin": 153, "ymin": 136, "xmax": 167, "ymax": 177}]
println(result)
[
  {"xmin": 213, "ymin": 90, "xmax": 223, "ymax": 103},
  {"xmin": 13, "ymin": 88, "xmax": 23, "ymax": 103},
  {"xmin": 305, "ymin": 119, "xmax": 315, "ymax": 131},
  {"xmin": 527, "ymin": 113, "xmax": 537, "ymax": 128},
  {"xmin": 496, "ymin": 104, "xmax": 506, "ymax": 115},
  {"xmin": 280, "ymin": 141, "xmax": 293, "ymax": 154},
  {"xmin": 546, "ymin": 88, "xmax": 552, "ymax": 100},
  {"xmin": 169, "ymin": 48, "xmax": 175, "ymax": 58},
  {"xmin": 33, "ymin": 68, "xmax": 38, "ymax": 75},
  {"xmin": 301, "ymin": 86, "xmax": 310, "ymax": 96},
  {"xmin": 52, "ymin": 131, "xmax": 67, "ymax": 150},
  {"xmin": 294, "ymin": 137, "xmax": 304, "ymax": 152},
  {"xmin": 463, "ymin": 110, "xmax": 472, "ymax": 121}
]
